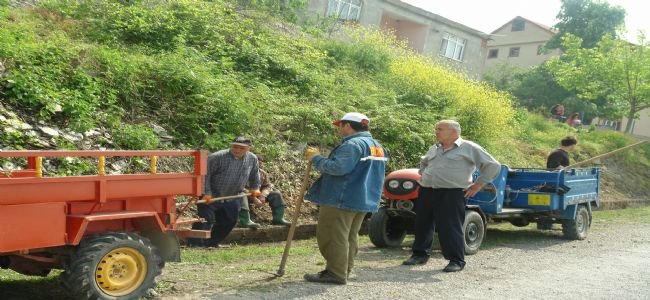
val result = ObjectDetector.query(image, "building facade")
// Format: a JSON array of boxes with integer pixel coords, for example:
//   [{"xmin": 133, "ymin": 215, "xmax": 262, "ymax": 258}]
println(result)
[
  {"xmin": 306, "ymin": 0, "xmax": 489, "ymax": 77},
  {"xmin": 484, "ymin": 16, "xmax": 561, "ymax": 71}
]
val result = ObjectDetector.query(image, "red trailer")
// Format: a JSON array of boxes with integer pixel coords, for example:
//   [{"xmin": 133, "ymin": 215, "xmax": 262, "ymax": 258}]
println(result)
[{"xmin": 0, "ymin": 150, "xmax": 210, "ymax": 299}]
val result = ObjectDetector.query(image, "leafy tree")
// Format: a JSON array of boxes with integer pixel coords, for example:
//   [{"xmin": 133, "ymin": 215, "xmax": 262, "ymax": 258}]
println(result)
[
  {"xmin": 483, "ymin": 62, "xmax": 605, "ymax": 123},
  {"xmin": 547, "ymin": 0, "xmax": 626, "ymax": 49},
  {"xmin": 482, "ymin": 61, "xmax": 527, "ymax": 92},
  {"xmin": 547, "ymin": 34, "xmax": 650, "ymax": 133}
]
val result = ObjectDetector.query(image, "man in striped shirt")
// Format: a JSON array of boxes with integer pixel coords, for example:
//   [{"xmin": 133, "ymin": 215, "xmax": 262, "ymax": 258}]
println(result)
[{"xmin": 189, "ymin": 136, "xmax": 262, "ymax": 248}]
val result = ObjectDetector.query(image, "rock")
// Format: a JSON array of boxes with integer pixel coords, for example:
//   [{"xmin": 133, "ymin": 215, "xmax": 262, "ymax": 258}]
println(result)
[
  {"xmin": 84, "ymin": 129, "xmax": 100, "ymax": 138},
  {"xmin": 39, "ymin": 126, "xmax": 60, "ymax": 137},
  {"xmin": 110, "ymin": 160, "xmax": 128, "ymax": 171},
  {"xmin": 6, "ymin": 118, "xmax": 32, "ymax": 130},
  {"xmin": 2, "ymin": 162, "xmax": 15, "ymax": 171},
  {"xmin": 152, "ymin": 124, "xmax": 168, "ymax": 135},
  {"xmin": 53, "ymin": 104, "xmax": 63, "ymax": 113},
  {"xmin": 81, "ymin": 140, "xmax": 93, "ymax": 150},
  {"xmin": 0, "ymin": 115, "xmax": 6, "ymax": 122},
  {"xmin": 35, "ymin": 139, "xmax": 51, "ymax": 148},
  {"xmin": 62, "ymin": 132, "xmax": 83, "ymax": 142}
]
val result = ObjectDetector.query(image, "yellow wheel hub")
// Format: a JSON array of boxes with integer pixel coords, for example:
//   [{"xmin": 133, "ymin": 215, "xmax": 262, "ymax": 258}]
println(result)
[{"xmin": 95, "ymin": 247, "xmax": 148, "ymax": 296}]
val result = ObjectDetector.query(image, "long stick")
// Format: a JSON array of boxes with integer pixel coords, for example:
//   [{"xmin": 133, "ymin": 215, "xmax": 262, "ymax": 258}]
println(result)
[
  {"xmin": 276, "ymin": 161, "xmax": 312, "ymax": 277},
  {"xmin": 567, "ymin": 140, "xmax": 648, "ymax": 168},
  {"xmin": 175, "ymin": 193, "xmax": 250, "ymax": 207}
]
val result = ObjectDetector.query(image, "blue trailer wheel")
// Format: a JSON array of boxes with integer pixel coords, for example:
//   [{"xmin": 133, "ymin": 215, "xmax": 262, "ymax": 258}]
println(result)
[
  {"xmin": 562, "ymin": 205, "xmax": 591, "ymax": 240},
  {"xmin": 464, "ymin": 210, "xmax": 485, "ymax": 255}
]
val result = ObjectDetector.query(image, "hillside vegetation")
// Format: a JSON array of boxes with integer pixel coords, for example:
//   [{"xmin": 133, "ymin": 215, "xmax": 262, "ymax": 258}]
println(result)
[{"xmin": 1, "ymin": 0, "xmax": 649, "ymax": 200}]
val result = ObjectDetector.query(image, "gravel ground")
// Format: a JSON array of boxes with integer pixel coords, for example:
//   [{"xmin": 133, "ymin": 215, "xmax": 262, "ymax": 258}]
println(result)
[{"xmin": 162, "ymin": 223, "xmax": 650, "ymax": 300}]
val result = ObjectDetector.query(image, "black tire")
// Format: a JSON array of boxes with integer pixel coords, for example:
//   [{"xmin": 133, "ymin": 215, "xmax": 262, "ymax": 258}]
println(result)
[
  {"xmin": 464, "ymin": 210, "xmax": 485, "ymax": 255},
  {"xmin": 60, "ymin": 232, "xmax": 162, "ymax": 300},
  {"xmin": 562, "ymin": 205, "xmax": 590, "ymax": 240},
  {"xmin": 368, "ymin": 207, "xmax": 407, "ymax": 248}
]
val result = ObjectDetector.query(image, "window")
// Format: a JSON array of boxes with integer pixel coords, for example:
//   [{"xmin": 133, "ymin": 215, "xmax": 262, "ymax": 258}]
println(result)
[
  {"xmin": 440, "ymin": 32, "xmax": 466, "ymax": 61},
  {"xmin": 488, "ymin": 49, "xmax": 499, "ymax": 59},
  {"xmin": 509, "ymin": 47, "xmax": 520, "ymax": 57},
  {"xmin": 511, "ymin": 19, "xmax": 525, "ymax": 31},
  {"xmin": 327, "ymin": 0, "xmax": 362, "ymax": 21}
]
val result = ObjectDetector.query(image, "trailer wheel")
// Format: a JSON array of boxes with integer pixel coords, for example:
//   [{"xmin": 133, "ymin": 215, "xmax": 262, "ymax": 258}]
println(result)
[
  {"xmin": 369, "ymin": 207, "xmax": 406, "ymax": 248},
  {"xmin": 61, "ymin": 232, "xmax": 162, "ymax": 300},
  {"xmin": 562, "ymin": 205, "xmax": 590, "ymax": 240},
  {"xmin": 464, "ymin": 210, "xmax": 485, "ymax": 255}
]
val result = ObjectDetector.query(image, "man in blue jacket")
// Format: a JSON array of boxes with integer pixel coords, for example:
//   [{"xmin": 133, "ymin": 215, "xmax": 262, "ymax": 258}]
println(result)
[{"xmin": 303, "ymin": 112, "xmax": 387, "ymax": 285}]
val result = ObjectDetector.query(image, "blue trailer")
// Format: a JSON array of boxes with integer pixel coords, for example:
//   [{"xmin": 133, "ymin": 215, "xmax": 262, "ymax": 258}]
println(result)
[{"xmin": 368, "ymin": 166, "xmax": 601, "ymax": 253}]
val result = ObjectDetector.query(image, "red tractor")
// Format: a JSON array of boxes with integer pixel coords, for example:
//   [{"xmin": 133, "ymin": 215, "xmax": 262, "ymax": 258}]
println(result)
[
  {"xmin": 0, "ymin": 150, "xmax": 210, "ymax": 299},
  {"xmin": 368, "ymin": 169, "xmax": 423, "ymax": 248}
]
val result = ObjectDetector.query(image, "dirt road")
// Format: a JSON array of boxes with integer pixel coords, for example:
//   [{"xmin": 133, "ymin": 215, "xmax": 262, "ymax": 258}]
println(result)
[{"xmin": 161, "ymin": 222, "xmax": 650, "ymax": 300}]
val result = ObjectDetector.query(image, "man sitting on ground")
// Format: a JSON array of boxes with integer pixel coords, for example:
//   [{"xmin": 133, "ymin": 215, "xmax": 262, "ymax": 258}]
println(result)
[{"xmin": 239, "ymin": 156, "xmax": 291, "ymax": 228}]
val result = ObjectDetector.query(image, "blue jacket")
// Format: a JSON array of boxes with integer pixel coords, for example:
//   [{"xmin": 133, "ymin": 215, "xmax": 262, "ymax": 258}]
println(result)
[{"xmin": 305, "ymin": 132, "xmax": 387, "ymax": 212}]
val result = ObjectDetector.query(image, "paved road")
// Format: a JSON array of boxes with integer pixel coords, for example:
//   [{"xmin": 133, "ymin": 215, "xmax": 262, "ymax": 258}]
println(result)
[{"xmin": 162, "ymin": 223, "xmax": 650, "ymax": 300}]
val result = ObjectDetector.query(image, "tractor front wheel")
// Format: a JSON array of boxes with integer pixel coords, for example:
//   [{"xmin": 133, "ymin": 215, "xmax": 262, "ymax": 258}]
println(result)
[
  {"xmin": 368, "ymin": 207, "xmax": 407, "ymax": 248},
  {"xmin": 61, "ymin": 232, "xmax": 162, "ymax": 300}
]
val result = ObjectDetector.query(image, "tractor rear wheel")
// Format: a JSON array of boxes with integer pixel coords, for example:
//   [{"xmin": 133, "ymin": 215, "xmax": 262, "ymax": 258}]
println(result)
[
  {"xmin": 369, "ymin": 207, "xmax": 407, "ymax": 248},
  {"xmin": 464, "ymin": 210, "xmax": 485, "ymax": 255},
  {"xmin": 61, "ymin": 232, "xmax": 162, "ymax": 300}
]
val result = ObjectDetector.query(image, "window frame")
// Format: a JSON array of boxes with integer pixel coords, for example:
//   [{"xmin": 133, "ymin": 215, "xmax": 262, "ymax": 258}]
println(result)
[
  {"xmin": 511, "ymin": 19, "xmax": 525, "ymax": 32},
  {"xmin": 327, "ymin": 0, "xmax": 362, "ymax": 22},
  {"xmin": 439, "ymin": 32, "xmax": 466, "ymax": 62},
  {"xmin": 488, "ymin": 49, "xmax": 499, "ymax": 59},
  {"xmin": 508, "ymin": 47, "xmax": 520, "ymax": 58}
]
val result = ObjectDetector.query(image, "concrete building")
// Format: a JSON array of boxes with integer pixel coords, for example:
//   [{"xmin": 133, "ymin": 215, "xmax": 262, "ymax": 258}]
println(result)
[
  {"xmin": 306, "ymin": 0, "xmax": 489, "ymax": 77},
  {"xmin": 485, "ymin": 16, "xmax": 561, "ymax": 71},
  {"xmin": 614, "ymin": 109, "xmax": 650, "ymax": 138}
]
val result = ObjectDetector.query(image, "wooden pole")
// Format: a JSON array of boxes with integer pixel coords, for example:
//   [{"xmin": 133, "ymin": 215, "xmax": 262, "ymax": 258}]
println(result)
[
  {"xmin": 567, "ymin": 140, "xmax": 648, "ymax": 168},
  {"xmin": 175, "ymin": 193, "xmax": 251, "ymax": 207},
  {"xmin": 276, "ymin": 161, "xmax": 312, "ymax": 277}
]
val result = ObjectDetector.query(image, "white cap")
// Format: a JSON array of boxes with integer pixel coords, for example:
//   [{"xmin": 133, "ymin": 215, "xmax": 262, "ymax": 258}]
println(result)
[{"xmin": 332, "ymin": 112, "xmax": 369, "ymax": 126}]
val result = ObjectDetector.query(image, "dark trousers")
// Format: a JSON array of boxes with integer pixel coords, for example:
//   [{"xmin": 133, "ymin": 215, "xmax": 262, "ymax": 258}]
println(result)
[
  {"xmin": 190, "ymin": 198, "xmax": 240, "ymax": 247},
  {"xmin": 411, "ymin": 187, "xmax": 465, "ymax": 264}
]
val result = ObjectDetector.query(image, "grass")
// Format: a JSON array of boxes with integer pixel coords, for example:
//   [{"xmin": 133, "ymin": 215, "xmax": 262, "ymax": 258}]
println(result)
[
  {"xmin": 592, "ymin": 205, "xmax": 650, "ymax": 224},
  {"xmin": 0, "ymin": 270, "xmax": 67, "ymax": 300},
  {"xmin": 1, "ymin": 205, "xmax": 648, "ymax": 298}
]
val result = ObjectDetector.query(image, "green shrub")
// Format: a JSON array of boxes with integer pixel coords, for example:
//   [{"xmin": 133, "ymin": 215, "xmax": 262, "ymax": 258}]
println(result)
[{"xmin": 114, "ymin": 124, "xmax": 160, "ymax": 150}]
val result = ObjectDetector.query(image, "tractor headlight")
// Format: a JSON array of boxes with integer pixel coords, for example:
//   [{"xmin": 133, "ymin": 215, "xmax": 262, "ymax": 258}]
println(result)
[
  {"xmin": 402, "ymin": 181, "xmax": 415, "ymax": 190},
  {"xmin": 388, "ymin": 180, "xmax": 400, "ymax": 189}
]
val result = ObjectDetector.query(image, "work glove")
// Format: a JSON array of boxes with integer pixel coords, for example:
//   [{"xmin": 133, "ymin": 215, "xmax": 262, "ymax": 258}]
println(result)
[
  {"xmin": 200, "ymin": 194, "xmax": 212, "ymax": 203},
  {"xmin": 304, "ymin": 147, "xmax": 320, "ymax": 161},
  {"xmin": 250, "ymin": 190, "xmax": 264, "ymax": 208}
]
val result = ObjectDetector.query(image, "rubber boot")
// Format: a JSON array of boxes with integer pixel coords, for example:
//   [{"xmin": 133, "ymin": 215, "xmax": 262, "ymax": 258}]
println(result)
[
  {"xmin": 271, "ymin": 206, "xmax": 291, "ymax": 226},
  {"xmin": 238, "ymin": 210, "xmax": 260, "ymax": 229}
]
